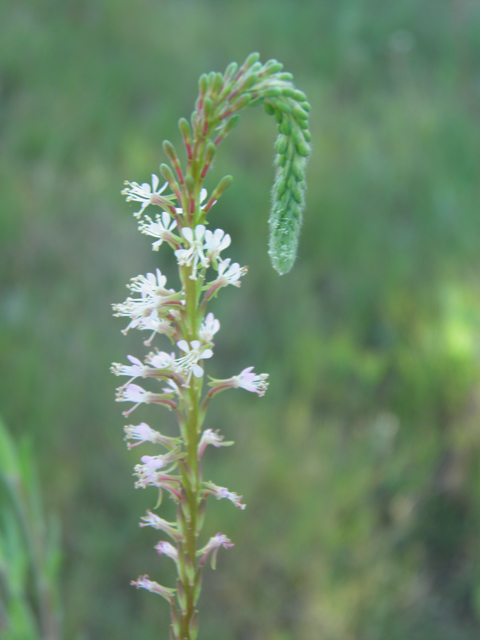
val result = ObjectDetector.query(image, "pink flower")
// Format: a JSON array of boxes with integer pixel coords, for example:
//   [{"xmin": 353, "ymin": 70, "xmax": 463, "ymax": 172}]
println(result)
[
  {"xmin": 155, "ymin": 541, "xmax": 178, "ymax": 562},
  {"xmin": 204, "ymin": 481, "xmax": 246, "ymax": 509},
  {"xmin": 123, "ymin": 422, "xmax": 180, "ymax": 450},
  {"xmin": 131, "ymin": 575, "xmax": 175, "ymax": 603},
  {"xmin": 198, "ymin": 429, "xmax": 233, "ymax": 459},
  {"xmin": 198, "ymin": 533, "xmax": 234, "ymax": 569},
  {"xmin": 234, "ymin": 367, "xmax": 269, "ymax": 396},
  {"xmin": 139, "ymin": 510, "xmax": 178, "ymax": 540},
  {"xmin": 110, "ymin": 355, "xmax": 144, "ymax": 387}
]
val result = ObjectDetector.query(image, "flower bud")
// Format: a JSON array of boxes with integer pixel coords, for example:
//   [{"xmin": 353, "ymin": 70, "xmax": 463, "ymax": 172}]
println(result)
[
  {"xmin": 293, "ymin": 89, "xmax": 307, "ymax": 101},
  {"xmin": 223, "ymin": 61, "xmax": 238, "ymax": 83},
  {"xmin": 211, "ymin": 175, "xmax": 233, "ymax": 199},
  {"xmin": 262, "ymin": 87, "xmax": 282, "ymax": 98},
  {"xmin": 263, "ymin": 59, "xmax": 283, "ymax": 74},
  {"xmin": 293, "ymin": 104, "xmax": 309, "ymax": 120},
  {"xmin": 240, "ymin": 51, "xmax": 260, "ymax": 73},
  {"xmin": 281, "ymin": 119, "xmax": 291, "ymax": 135},
  {"xmin": 263, "ymin": 102, "xmax": 275, "ymax": 116},
  {"xmin": 296, "ymin": 141, "xmax": 310, "ymax": 157},
  {"xmin": 198, "ymin": 73, "xmax": 208, "ymax": 95},
  {"xmin": 203, "ymin": 97, "xmax": 213, "ymax": 118}
]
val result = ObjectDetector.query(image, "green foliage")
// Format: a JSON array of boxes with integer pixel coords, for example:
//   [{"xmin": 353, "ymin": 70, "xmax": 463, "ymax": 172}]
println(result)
[
  {"xmin": 2, "ymin": 0, "xmax": 480, "ymax": 638},
  {"xmin": 0, "ymin": 418, "xmax": 62, "ymax": 640}
]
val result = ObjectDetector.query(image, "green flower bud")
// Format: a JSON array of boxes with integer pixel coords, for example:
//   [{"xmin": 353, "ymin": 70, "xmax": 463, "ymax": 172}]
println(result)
[
  {"xmin": 199, "ymin": 73, "xmax": 208, "ymax": 95},
  {"xmin": 223, "ymin": 114, "xmax": 240, "ymax": 133},
  {"xmin": 204, "ymin": 142, "xmax": 216, "ymax": 167},
  {"xmin": 275, "ymin": 135, "xmax": 288, "ymax": 154},
  {"xmin": 204, "ymin": 97, "xmax": 213, "ymax": 117},
  {"xmin": 293, "ymin": 104, "xmax": 309, "ymax": 120},
  {"xmin": 262, "ymin": 87, "xmax": 282, "ymax": 98},
  {"xmin": 211, "ymin": 175, "xmax": 233, "ymax": 200},
  {"xmin": 293, "ymin": 89, "xmax": 307, "ymax": 101},
  {"xmin": 243, "ymin": 51, "xmax": 260, "ymax": 70},
  {"xmin": 296, "ymin": 141, "xmax": 310, "ymax": 157},
  {"xmin": 275, "ymin": 100, "xmax": 291, "ymax": 114},
  {"xmin": 178, "ymin": 117, "xmax": 192, "ymax": 140},
  {"xmin": 264, "ymin": 101, "xmax": 275, "ymax": 116},
  {"xmin": 223, "ymin": 61, "xmax": 238, "ymax": 81}
]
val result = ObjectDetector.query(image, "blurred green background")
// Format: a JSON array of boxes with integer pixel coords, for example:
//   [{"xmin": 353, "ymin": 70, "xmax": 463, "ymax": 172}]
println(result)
[{"xmin": 2, "ymin": 0, "xmax": 480, "ymax": 638}]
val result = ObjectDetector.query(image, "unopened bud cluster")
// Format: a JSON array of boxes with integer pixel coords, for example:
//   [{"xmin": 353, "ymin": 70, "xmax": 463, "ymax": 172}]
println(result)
[{"xmin": 113, "ymin": 54, "xmax": 309, "ymax": 640}]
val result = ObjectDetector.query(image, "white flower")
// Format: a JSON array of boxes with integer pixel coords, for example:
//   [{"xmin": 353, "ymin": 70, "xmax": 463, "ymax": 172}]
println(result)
[
  {"xmin": 131, "ymin": 575, "xmax": 176, "ymax": 603},
  {"xmin": 204, "ymin": 228, "xmax": 231, "ymax": 263},
  {"xmin": 112, "ymin": 269, "xmax": 178, "ymax": 336},
  {"xmin": 234, "ymin": 367, "xmax": 269, "ymax": 397},
  {"xmin": 204, "ymin": 259, "xmax": 248, "ymax": 300},
  {"xmin": 217, "ymin": 259, "xmax": 247, "ymax": 287},
  {"xmin": 146, "ymin": 351, "xmax": 176, "ymax": 371},
  {"xmin": 204, "ymin": 481, "xmax": 246, "ymax": 509},
  {"xmin": 139, "ymin": 211, "xmax": 178, "ymax": 250},
  {"xmin": 174, "ymin": 225, "xmax": 208, "ymax": 279},
  {"xmin": 176, "ymin": 340, "xmax": 213, "ymax": 385},
  {"xmin": 199, "ymin": 312, "xmax": 220, "ymax": 344},
  {"xmin": 122, "ymin": 174, "xmax": 169, "ymax": 218}
]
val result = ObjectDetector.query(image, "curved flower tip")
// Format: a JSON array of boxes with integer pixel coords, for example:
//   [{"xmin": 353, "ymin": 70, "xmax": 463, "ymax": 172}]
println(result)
[
  {"xmin": 155, "ymin": 541, "xmax": 178, "ymax": 562},
  {"xmin": 131, "ymin": 575, "xmax": 175, "ymax": 602}
]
